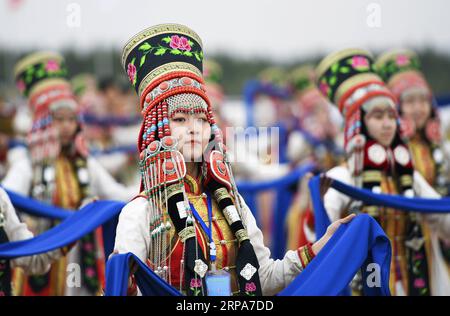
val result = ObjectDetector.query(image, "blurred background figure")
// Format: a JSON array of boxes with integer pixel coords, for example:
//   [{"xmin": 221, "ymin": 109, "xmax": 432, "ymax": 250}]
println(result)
[
  {"xmin": 285, "ymin": 64, "xmax": 344, "ymax": 250},
  {"xmin": 376, "ymin": 49, "xmax": 450, "ymax": 275},
  {"xmin": 2, "ymin": 52, "xmax": 136, "ymax": 296}
]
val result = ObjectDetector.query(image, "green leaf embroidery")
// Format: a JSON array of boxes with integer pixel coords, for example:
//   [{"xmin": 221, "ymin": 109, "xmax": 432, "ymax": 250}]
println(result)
[
  {"xmin": 131, "ymin": 57, "xmax": 136, "ymax": 66},
  {"xmin": 188, "ymin": 40, "xmax": 194, "ymax": 47},
  {"xmin": 331, "ymin": 62, "xmax": 339, "ymax": 73},
  {"xmin": 26, "ymin": 67, "xmax": 35, "ymax": 75},
  {"xmin": 140, "ymin": 55, "xmax": 146, "ymax": 67},
  {"xmin": 155, "ymin": 48, "xmax": 167, "ymax": 56},
  {"xmin": 329, "ymin": 76, "xmax": 337, "ymax": 86},
  {"xmin": 138, "ymin": 42, "xmax": 152, "ymax": 51},
  {"xmin": 183, "ymin": 51, "xmax": 193, "ymax": 57},
  {"xmin": 339, "ymin": 66, "xmax": 350, "ymax": 74},
  {"xmin": 170, "ymin": 49, "xmax": 181, "ymax": 55},
  {"xmin": 194, "ymin": 52, "xmax": 201, "ymax": 61},
  {"xmin": 162, "ymin": 36, "xmax": 172, "ymax": 44},
  {"xmin": 36, "ymin": 69, "xmax": 45, "ymax": 78}
]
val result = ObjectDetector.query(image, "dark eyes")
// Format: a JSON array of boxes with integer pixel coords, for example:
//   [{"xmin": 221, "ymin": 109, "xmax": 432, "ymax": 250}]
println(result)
[{"xmin": 172, "ymin": 117, "xmax": 207, "ymax": 123}]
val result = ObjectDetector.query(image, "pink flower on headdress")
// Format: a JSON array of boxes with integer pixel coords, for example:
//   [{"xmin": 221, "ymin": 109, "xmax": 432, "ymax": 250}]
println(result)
[
  {"xmin": 351, "ymin": 56, "xmax": 369, "ymax": 71},
  {"xmin": 396, "ymin": 55, "xmax": 410, "ymax": 67},
  {"xmin": 190, "ymin": 278, "xmax": 202, "ymax": 288},
  {"xmin": 0, "ymin": 291, "xmax": 5, "ymax": 296},
  {"xmin": 319, "ymin": 81, "xmax": 330, "ymax": 96},
  {"xmin": 16, "ymin": 79, "xmax": 25, "ymax": 93},
  {"xmin": 45, "ymin": 60, "xmax": 60, "ymax": 72},
  {"xmin": 127, "ymin": 63, "xmax": 137, "ymax": 85},
  {"xmin": 414, "ymin": 278, "xmax": 425, "ymax": 288},
  {"xmin": 245, "ymin": 282, "xmax": 257, "ymax": 292},
  {"xmin": 170, "ymin": 35, "xmax": 191, "ymax": 51},
  {"xmin": 85, "ymin": 267, "xmax": 96, "ymax": 278},
  {"xmin": 83, "ymin": 242, "xmax": 94, "ymax": 252}
]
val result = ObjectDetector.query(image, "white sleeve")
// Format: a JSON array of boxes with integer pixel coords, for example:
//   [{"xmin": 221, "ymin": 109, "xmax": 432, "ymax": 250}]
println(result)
[
  {"xmin": 87, "ymin": 157, "xmax": 138, "ymax": 202},
  {"xmin": 1, "ymin": 155, "xmax": 32, "ymax": 196},
  {"xmin": 239, "ymin": 195, "xmax": 303, "ymax": 296},
  {"xmin": 413, "ymin": 171, "xmax": 450, "ymax": 239},
  {"xmin": 323, "ymin": 166, "xmax": 352, "ymax": 222},
  {"xmin": 113, "ymin": 197, "xmax": 150, "ymax": 264},
  {"xmin": 0, "ymin": 188, "xmax": 61, "ymax": 275}
]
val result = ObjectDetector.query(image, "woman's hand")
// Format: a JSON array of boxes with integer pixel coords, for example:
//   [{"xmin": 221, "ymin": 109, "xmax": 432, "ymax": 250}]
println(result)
[{"xmin": 311, "ymin": 214, "xmax": 356, "ymax": 255}]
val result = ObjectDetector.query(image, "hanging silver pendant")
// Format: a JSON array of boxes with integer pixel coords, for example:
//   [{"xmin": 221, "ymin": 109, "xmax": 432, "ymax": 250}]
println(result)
[
  {"xmin": 405, "ymin": 237, "xmax": 425, "ymax": 252},
  {"xmin": 240, "ymin": 263, "xmax": 257, "ymax": 281},
  {"xmin": 194, "ymin": 259, "xmax": 208, "ymax": 278}
]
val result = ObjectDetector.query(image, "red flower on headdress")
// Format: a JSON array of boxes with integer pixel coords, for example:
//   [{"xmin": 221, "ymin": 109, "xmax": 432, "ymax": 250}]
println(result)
[
  {"xmin": 351, "ymin": 56, "xmax": 369, "ymax": 71},
  {"xmin": 16, "ymin": 79, "xmax": 25, "ymax": 93},
  {"xmin": 127, "ymin": 63, "xmax": 137, "ymax": 85},
  {"xmin": 45, "ymin": 60, "xmax": 60, "ymax": 72},
  {"xmin": 396, "ymin": 55, "xmax": 410, "ymax": 67},
  {"xmin": 170, "ymin": 35, "xmax": 191, "ymax": 51},
  {"xmin": 425, "ymin": 119, "xmax": 441, "ymax": 143}
]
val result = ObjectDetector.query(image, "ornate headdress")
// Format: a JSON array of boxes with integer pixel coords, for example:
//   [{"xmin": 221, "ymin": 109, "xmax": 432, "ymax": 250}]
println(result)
[
  {"xmin": 122, "ymin": 24, "xmax": 261, "ymax": 296},
  {"xmin": 316, "ymin": 48, "xmax": 414, "ymax": 197},
  {"xmin": 14, "ymin": 52, "xmax": 82, "ymax": 162}
]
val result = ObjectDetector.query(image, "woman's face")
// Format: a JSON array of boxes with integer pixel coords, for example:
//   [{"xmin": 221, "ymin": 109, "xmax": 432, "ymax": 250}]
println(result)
[
  {"xmin": 52, "ymin": 107, "xmax": 78, "ymax": 147},
  {"xmin": 169, "ymin": 111, "xmax": 211, "ymax": 162},
  {"xmin": 400, "ymin": 92, "xmax": 432, "ymax": 130},
  {"xmin": 364, "ymin": 104, "xmax": 397, "ymax": 147}
]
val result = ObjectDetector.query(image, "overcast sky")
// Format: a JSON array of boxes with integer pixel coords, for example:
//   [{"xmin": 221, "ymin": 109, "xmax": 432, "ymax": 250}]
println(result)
[{"xmin": 1, "ymin": 0, "xmax": 449, "ymax": 61}]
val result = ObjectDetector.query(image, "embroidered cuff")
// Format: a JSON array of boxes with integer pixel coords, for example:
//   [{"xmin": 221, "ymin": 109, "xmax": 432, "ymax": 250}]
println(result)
[{"xmin": 297, "ymin": 242, "xmax": 316, "ymax": 269}]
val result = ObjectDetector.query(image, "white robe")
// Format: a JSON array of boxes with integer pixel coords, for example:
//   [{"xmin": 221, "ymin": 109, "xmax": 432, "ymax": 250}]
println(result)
[
  {"xmin": 324, "ymin": 166, "xmax": 450, "ymax": 296},
  {"xmin": 1, "ymin": 154, "xmax": 138, "ymax": 296},
  {"xmin": 114, "ymin": 195, "xmax": 304, "ymax": 296}
]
